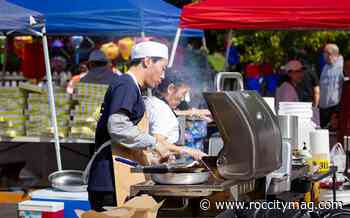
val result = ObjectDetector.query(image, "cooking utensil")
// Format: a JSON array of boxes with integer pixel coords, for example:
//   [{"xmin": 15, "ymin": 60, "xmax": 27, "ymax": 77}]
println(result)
[
  {"xmin": 200, "ymin": 156, "xmax": 225, "ymax": 181},
  {"xmin": 48, "ymin": 170, "xmax": 87, "ymax": 192},
  {"xmin": 115, "ymin": 156, "xmax": 139, "ymax": 167},
  {"xmin": 151, "ymin": 172, "xmax": 209, "ymax": 185}
]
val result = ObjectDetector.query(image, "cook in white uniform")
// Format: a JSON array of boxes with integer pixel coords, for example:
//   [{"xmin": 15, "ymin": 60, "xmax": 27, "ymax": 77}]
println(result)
[{"xmin": 145, "ymin": 73, "xmax": 207, "ymax": 159}]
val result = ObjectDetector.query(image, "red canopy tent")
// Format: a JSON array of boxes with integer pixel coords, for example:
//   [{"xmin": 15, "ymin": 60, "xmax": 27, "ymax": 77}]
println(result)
[
  {"xmin": 179, "ymin": 0, "xmax": 350, "ymax": 30},
  {"xmin": 167, "ymin": 0, "xmax": 350, "ymax": 67}
]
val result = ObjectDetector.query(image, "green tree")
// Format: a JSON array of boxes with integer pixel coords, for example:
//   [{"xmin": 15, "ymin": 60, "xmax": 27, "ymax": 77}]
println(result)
[{"xmin": 206, "ymin": 30, "xmax": 350, "ymax": 71}]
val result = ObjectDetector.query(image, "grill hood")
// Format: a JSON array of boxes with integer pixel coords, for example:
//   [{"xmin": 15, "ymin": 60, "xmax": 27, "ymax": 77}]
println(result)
[{"xmin": 204, "ymin": 91, "xmax": 282, "ymax": 180}]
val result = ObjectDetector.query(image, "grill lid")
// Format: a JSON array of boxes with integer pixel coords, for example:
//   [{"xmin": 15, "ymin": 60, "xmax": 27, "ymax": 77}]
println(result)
[{"xmin": 204, "ymin": 91, "xmax": 282, "ymax": 180}]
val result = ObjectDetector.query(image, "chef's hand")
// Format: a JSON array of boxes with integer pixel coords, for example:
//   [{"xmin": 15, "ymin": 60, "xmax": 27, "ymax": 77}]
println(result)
[
  {"xmin": 154, "ymin": 141, "xmax": 171, "ymax": 160},
  {"xmin": 182, "ymin": 147, "xmax": 208, "ymax": 160},
  {"xmin": 199, "ymin": 114, "xmax": 213, "ymax": 123},
  {"xmin": 147, "ymin": 151, "xmax": 161, "ymax": 165},
  {"xmin": 190, "ymin": 109, "xmax": 213, "ymax": 122}
]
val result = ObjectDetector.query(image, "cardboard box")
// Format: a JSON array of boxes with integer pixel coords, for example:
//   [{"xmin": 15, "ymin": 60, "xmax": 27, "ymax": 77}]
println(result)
[
  {"xmin": 122, "ymin": 195, "xmax": 163, "ymax": 218},
  {"xmin": 76, "ymin": 208, "xmax": 135, "ymax": 218},
  {"xmin": 75, "ymin": 195, "xmax": 163, "ymax": 218}
]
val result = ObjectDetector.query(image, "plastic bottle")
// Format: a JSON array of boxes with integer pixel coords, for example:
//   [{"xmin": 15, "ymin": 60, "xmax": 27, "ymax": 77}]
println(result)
[{"xmin": 299, "ymin": 143, "xmax": 312, "ymax": 159}]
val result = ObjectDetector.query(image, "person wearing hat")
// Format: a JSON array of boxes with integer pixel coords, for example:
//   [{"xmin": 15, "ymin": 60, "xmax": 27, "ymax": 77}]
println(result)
[
  {"xmin": 86, "ymin": 41, "xmax": 204, "ymax": 211},
  {"xmin": 80, "ymin": 49, "xmax": 115, "ymax": 84},
  {"xmin": 275, "ymin": 60, "xmax": 304, "ymax": 113}
]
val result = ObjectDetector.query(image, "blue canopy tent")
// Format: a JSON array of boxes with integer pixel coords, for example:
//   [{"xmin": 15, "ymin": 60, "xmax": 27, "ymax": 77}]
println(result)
[
  {"xmin": 9, "ymin": 0, "xmax": 203, "ymax": 37},
  {"xmin": 128, "ymin": 0, "xmax": 202, "ymax": 37},
  {"xmin": 0, "ymin": 0, "xmax": 63, "ymax": 171},
  {"xmin": 0, "ymin": 0, "xmax": 42, "ymax": 32}
]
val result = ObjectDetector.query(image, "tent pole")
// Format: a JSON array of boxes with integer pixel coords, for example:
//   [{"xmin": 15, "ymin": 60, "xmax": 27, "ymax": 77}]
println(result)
[
  {"xmin": 168, "ymin": 28, "xmax": 182, "ymax": 68},
  {"xmin": 224, "ymin": 30, "xmax": 233, "ymax": 70},
  {"xmin": 202, "ymin": 35, "xmax": 208, "ymax": 51},
  {"xmin": 41, "ymin": 25, "xmax": 62, "ymax": 171},
  {"xmin": 141, "ymin": 31, "xmax": 151, "ymax": 95}
]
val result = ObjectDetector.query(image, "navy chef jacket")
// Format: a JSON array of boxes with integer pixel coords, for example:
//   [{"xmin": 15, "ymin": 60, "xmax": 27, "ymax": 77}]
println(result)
[{"xmin": 88, "ymin": 74, "xmax": 145, "ymax": 192}]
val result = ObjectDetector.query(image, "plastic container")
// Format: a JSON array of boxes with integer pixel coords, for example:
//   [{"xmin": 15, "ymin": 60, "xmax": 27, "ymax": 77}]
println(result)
[
  {"xmin": 278, "ymin": 101, "xmax": 313, "ymax": 118},
  {"xmin": 185, "ymin": 118, "xmax": 207, "ymax": 151},
  {"xmin": 18, "ymin": 200, "xmax": 64, "ymax": 218},
  {"xmin": 309, "ymin": 129, "xmax": 330, "ymax": 173}
]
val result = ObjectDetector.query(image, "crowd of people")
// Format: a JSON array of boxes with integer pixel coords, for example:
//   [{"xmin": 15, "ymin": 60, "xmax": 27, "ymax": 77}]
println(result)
[
  {"xmin": 65, "ymin": 39, "xmax": 349, "ymax": 140},
  {"xmin": 44, "ymin": 35, "xmax": 348, "ymax": 136}
]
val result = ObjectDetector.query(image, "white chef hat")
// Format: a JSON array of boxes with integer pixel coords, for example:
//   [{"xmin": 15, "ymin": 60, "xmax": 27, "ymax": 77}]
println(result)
[{"xmin": 131, "ymin": 41, "xmax": 168, "ymax": 60}]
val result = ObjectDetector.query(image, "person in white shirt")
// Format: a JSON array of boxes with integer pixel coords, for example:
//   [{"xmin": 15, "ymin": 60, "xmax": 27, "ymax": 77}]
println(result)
[
  {"xmin": 319, "ymin": 43, "xmax": 344, "ymax": 128},
  {"xmin": 146, "ymin": 96, "xmax": 180, "ymax": 144},
  {"xmin": 145, "ymin": 73, "xmax": 207, "ymax": 159}
]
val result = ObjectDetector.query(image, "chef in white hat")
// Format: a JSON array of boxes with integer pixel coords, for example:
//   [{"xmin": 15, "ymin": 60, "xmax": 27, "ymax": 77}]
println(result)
[{"xmin": 87, "ymin": 41, "xmax": 205, "ymax": 211}]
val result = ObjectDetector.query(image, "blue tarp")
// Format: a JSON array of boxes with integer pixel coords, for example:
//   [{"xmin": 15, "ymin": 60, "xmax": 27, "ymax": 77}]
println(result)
[
  {"xmin": 9, "ymin": 0, "xmax": 203, "ymax": 37},
  {"xmin": 0, "ymin": 0, "xmax": 43, "ymax": 32}
]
